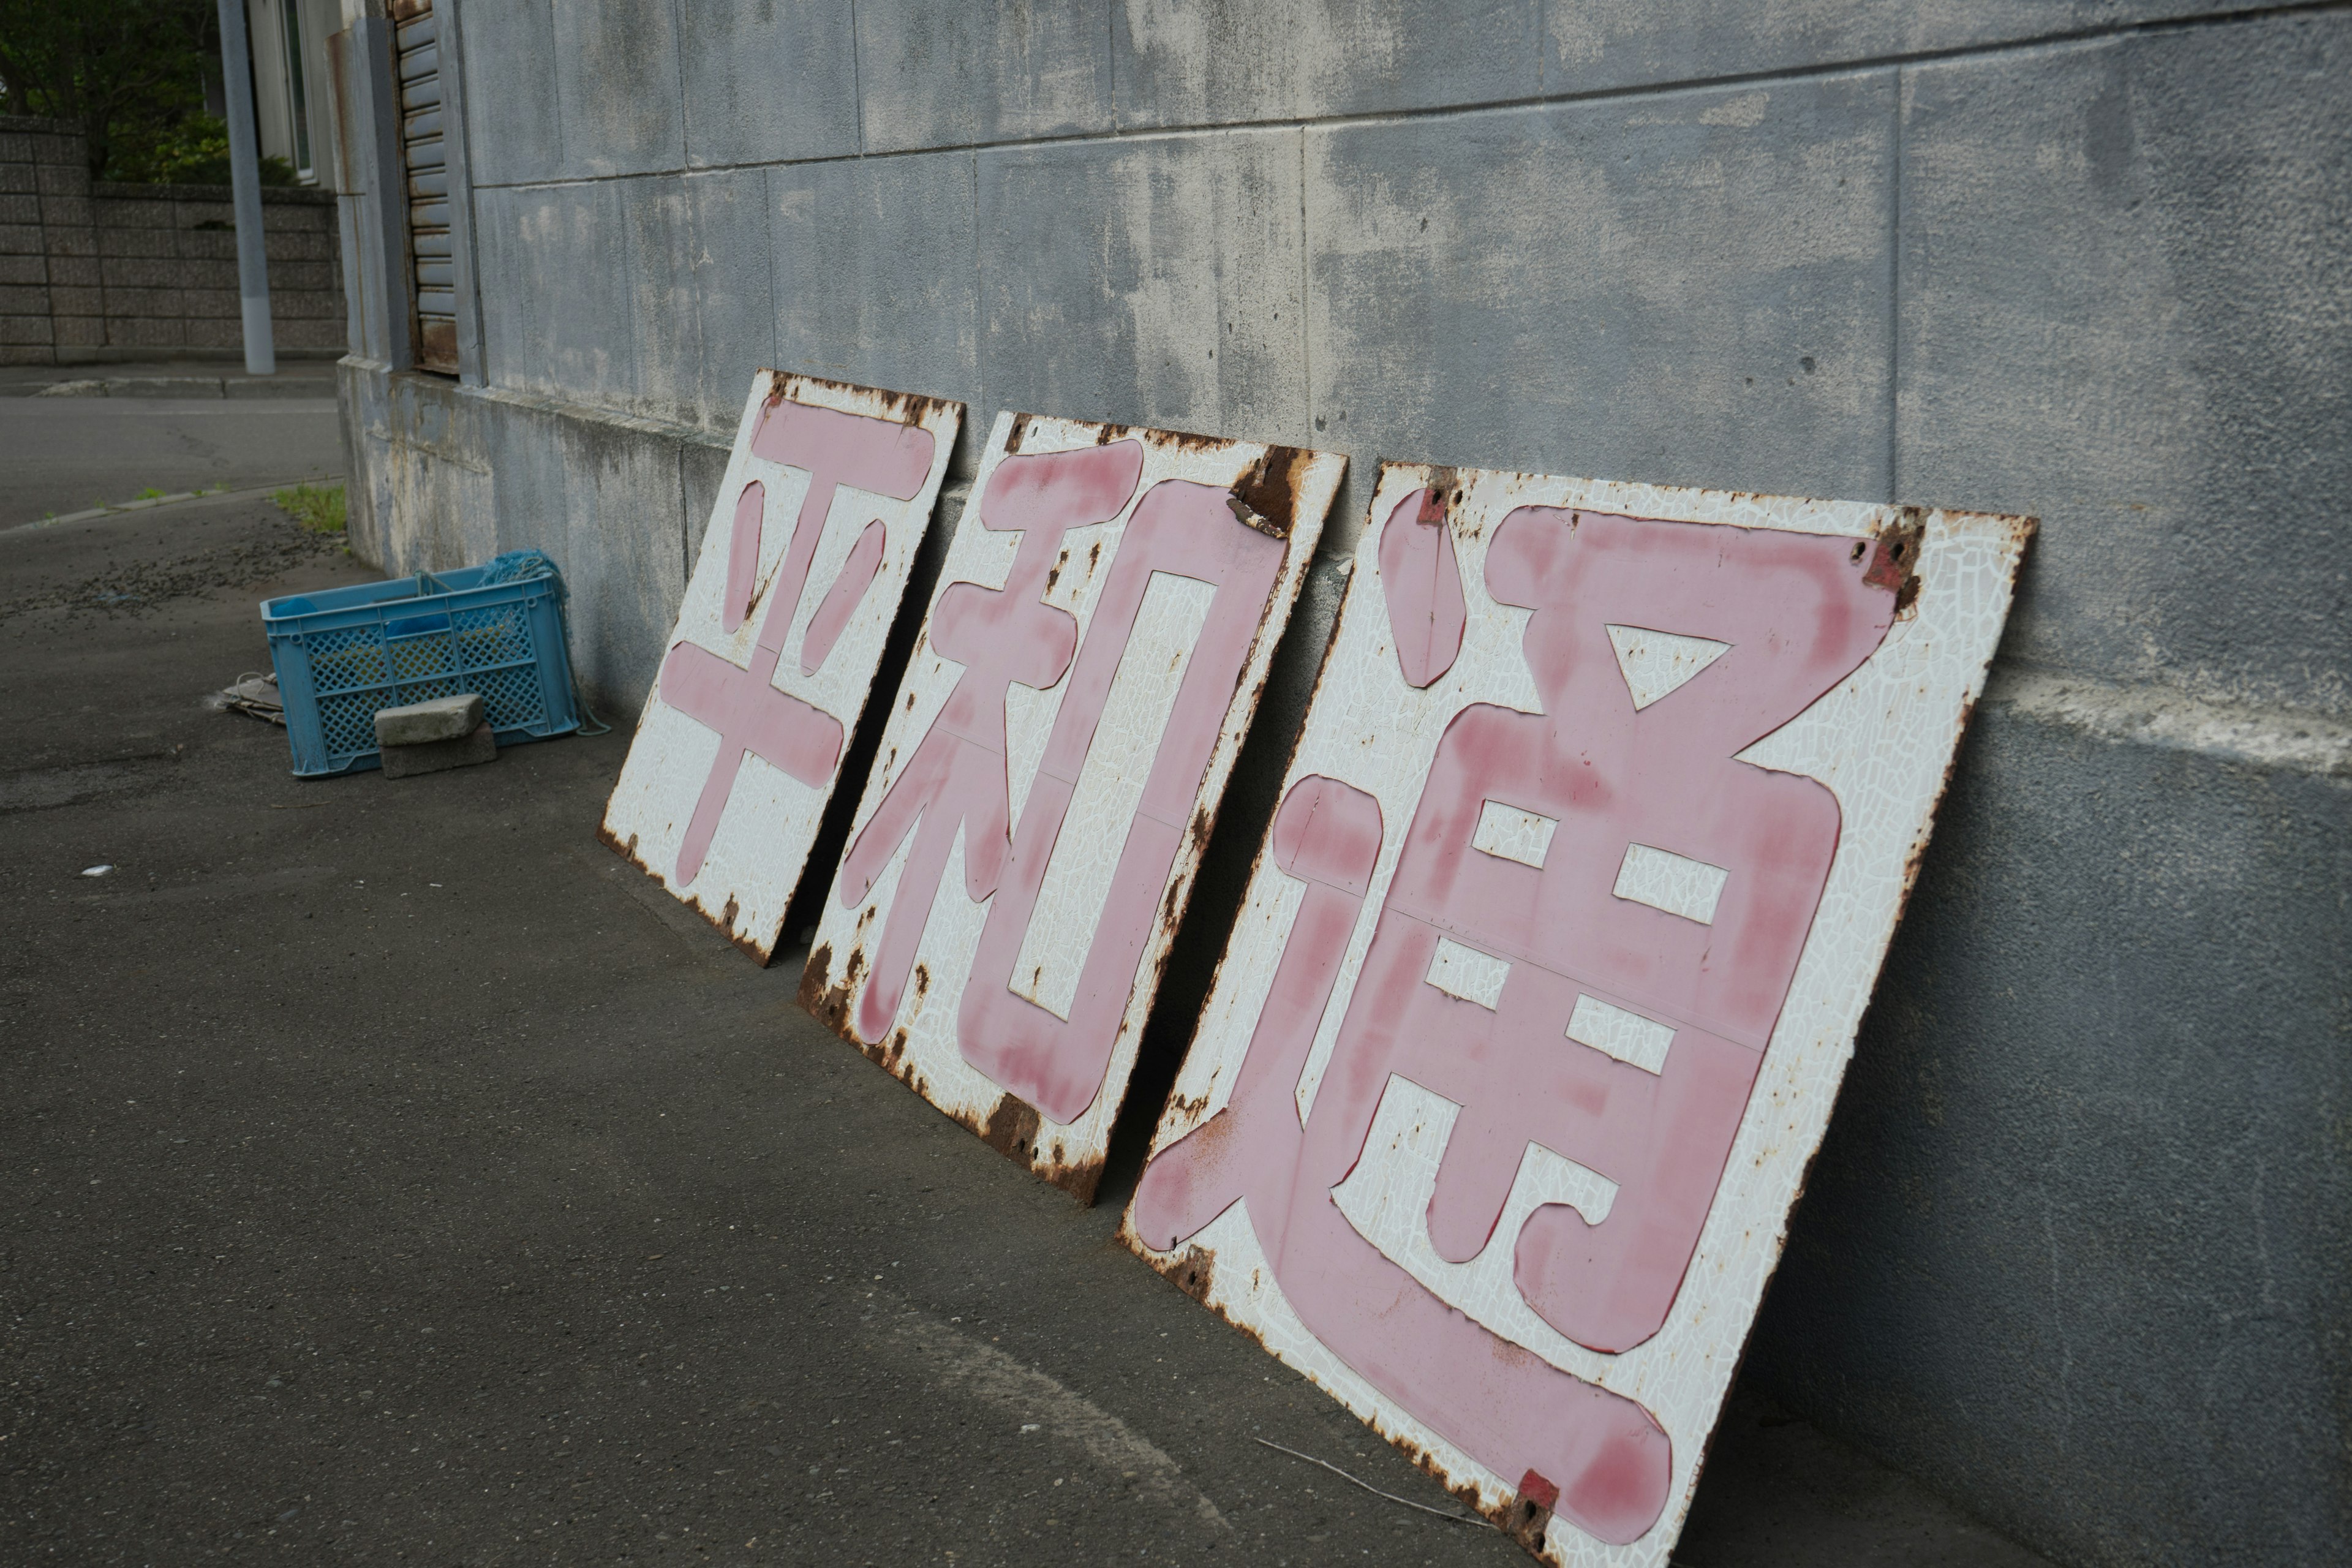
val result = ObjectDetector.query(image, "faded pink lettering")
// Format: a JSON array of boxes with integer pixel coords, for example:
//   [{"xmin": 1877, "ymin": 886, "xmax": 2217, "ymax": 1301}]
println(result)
[
  {"xmin": 800, "ymin": 519, "xmax": 887, "ymax": 676},
  {"xmin": 664, "ymin": 398, "xmax": 937, "ymax": 888},
  {"xmin": 835, "ymin": 440, "xmax": 1147, "ymax": 1046},
  {"xmin": 957, "ymin": 478, "xmax": 1286, "ymax": 1122},
  {"xmin": 1134, "ymin": 505, "xmax": 1897, "ymax": 1544}
]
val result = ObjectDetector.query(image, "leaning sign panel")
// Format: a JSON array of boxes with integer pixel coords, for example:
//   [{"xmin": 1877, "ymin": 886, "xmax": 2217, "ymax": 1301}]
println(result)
[
  {"xmin": 801, "ymin": 412, "xmax": 1345, "ymax": 1200},
  {"xmin": 1122, "ymin": 465, "xmax": 2031, "ymax": 1563},
  {"xmin": 601, "ymin": 372, "xmax": 963, "ymax": 960}
]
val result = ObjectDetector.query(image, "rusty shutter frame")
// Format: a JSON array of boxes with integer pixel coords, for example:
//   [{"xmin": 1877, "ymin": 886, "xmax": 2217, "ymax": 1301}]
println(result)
[{"xmin": 391, "ymin": 0, "xmax": 456, "ymax": 374}]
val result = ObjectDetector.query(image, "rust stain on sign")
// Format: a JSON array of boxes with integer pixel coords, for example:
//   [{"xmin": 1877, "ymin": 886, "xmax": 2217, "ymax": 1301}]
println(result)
[
  {"xmin": 1120, "ymin": 461, "xmax": 2032, "ymax": 1565},
  {"xmin": 797, "ymin": 410, "xmax": 1346, "ymax": 1203},
  {"xmin": 599, "ymin": 372, "xmax": 963, "ymax": 963}
]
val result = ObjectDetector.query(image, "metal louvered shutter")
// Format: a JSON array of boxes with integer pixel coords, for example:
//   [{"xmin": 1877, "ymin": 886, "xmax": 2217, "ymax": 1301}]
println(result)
[{"xmin": 391, "ymin": 0, "xmax": 455, "ymax": 374}]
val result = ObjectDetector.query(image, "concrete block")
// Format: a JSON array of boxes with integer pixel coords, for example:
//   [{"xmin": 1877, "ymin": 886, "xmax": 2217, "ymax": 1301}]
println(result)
[
  {"xmin": 28, "ymin": 131, "xmax": 83, "ymax": 167},
  {"xmin": 183, "ymin": 320, "xmax": 238, "ymax": 349},
  {"xmin": 96, "ymin": 227, "xmax": 173, "ymax": 260},
  {"xmin": 455, "ymin": 0, "xmax": 564, "ymax": 186},
  {"xmin": 179, "ymin": 229, "xmax": 236, "ymax": 260},
  {"xmin": 553, "ymin": 0, "xmax": 685, "ymax": 177},
  {"xmin": 262, "ymin": 228, "xmax": 334, "ymax": 262},
  {"xmin": 0, "ymin": 254, "xmax": 42, "ymax": 285},
  {"xmin": 374, "ymin": 693, "xmax": 484, "ymax": 748},
  {"xmin": 976, "ymin": 128, "xmax": 1307, "ymax": 460},
  {"xmin": 0, "ymin": 192, "xmax": 38, "ymax": 225},
  {"xmin": 378, "ymin": 720, "xmax": 497, "ymax": 778},
  {"xmin": 0, "ymin": 314, "xmax": 51, "ymax": 345},
  {"xmin": 42, "ymin": 254, "xmax": 96, "ymax": 287},
  {"xmin": 34, "ymin": 161, "xmax": 88, "ymax": 197},
  {"xmin": 1748, "ymin": 698, "xmax": 2352, "ymax": 1568},
  {"xmin": 0, "ymin": 224, "xmax": 43, "ymax": 254},
  {"xmin": 50, "ymin": 315, "xmax": 100, "ymax": 346},
  {"xmin": 1546, "ymin": 1, "xmax": 2271, "ymax": 96},
  {"xmin": 103, "ymin": 287, "xmax": 186, "ymax": 320},
  {"xmin": 45, "ymin": 286, "xmax": 99, "ymax": 317},
  {"xmin": 271, "ymin": 259, "xmax": 336, "ymax": 292},
  {"xmin": 772, "ymin": 149, "xmax": 978, "ymax": 444},
  {"xmin": 276, "ymin": 317, "xmax": 346, "ymax": 350},
  {"xmin": 0, "ymin": 160, "xmax": 33, "ymax": 195},
  {"xmin": 39, "ymin": 194, "xmax": 94, "ymax": 229},
  {"xmin": 99, "ymin": 256, "xmax": 183, "ymax": 289},
  {"xmin": 475, "ymin": 181, "xmax": 635, "ymax": 407},
  {"xmin": 858, "ymin": 0, "xmax": 1112, "ymax": 153},
  {"xmin": 0, "ymin": 284, "xmax": 46, "ymax": 314},
  {"xmin": 679, "ymin": 0, "xmax": 859, "ymax": 165},
  {"xmin": 617, "ymin": 167, "xmax": 775, "ymax": 433},
  {"xmin": 1898, "ymin": 13, "xmax": 2352, "ymax": 720},
  {"xmin": 1303, "ymin": 74, "xmax": 1896, "ymax": 551},
  {"xmin": 0, "ymin": 132, "xmax": 32, "ymax": 160},
  {"xmin": 271, "ymin": 289, "xmax": 345, "ymax": 321},
  {"xmin": 92, "ymin": 194, "xmax": 168, "ymax": 227},
  {"xmin": 104, "ymin": 316, "xmax": 186, "ymax": 347},
  {"xmin": 41, "ymin": 228, "xmax": 97, "ymax": 258},
  {"xmin": 1114, "ymin": 0, "xmax": 1539, "ymax": 128}
]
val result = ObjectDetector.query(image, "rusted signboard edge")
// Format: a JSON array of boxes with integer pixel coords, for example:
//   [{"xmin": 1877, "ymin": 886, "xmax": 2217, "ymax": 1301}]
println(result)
[
  {"xmin": 598, "ymin": 369, "xmax": 966, "ymax": 964},
  {"xmin": 1116, "ymin": 461, "xmax": 2035, "ymax": 1561},
  {"xmin": 797, "ymin": 411, "xmax": 1348, "ymax": 1201}
]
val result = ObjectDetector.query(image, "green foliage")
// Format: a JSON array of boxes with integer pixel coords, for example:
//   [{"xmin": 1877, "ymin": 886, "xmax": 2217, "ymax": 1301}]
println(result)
[
  {"xmin": 105, "ymin": 111, "xmax": 297, "ymax": 187},
  {"xmin": 0, "ymin": 0, "xmax": 221, "ymax": 181},
  {"xmin": 273, "ymin": 483, "xmax": 346, "ymax": 537}
]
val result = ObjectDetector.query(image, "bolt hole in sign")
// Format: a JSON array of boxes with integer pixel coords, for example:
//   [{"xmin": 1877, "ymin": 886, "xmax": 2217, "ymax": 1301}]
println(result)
[
  {"xmin": 1121, "ymin": 464, "xmax": 2032, "ymax": 1564},
  {"xmin": 798, "ymin": 412, "xmax": 1346, "ymax": 1202},
  {"xmin": 601, "ymin": 372, "xmax": 963, "ymax": 961}
]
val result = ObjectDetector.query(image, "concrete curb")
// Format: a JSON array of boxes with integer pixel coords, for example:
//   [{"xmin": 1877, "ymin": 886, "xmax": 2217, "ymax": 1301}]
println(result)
[{"xmin": 27, "ymin": 376, "xmax": 339, "ymax": 401}]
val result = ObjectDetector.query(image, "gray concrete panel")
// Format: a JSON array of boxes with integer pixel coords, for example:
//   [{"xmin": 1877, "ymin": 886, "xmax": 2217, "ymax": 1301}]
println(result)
[
  {"xmin": 977, "ymin": 128, "xmax": 1308, "ymax": 453},
  {"xmin": 1544, "ymin": 2, "xmax": 2274, "ymax": 95},
  {"xmin": 474, "ymin": 182, "xmax": 636, "ymax": 409},
  {"xmin": 677, "ymin": 0, "xmax": 859, "ymax": 167},
  {"xmin": 553, "ymin": 0, "xmax": 687, "ymax": 178},
  {"xmin": 1112, "ymin": 0, "xmax": 1539, "ymax": 128},
  {"xmin": 453, "ymin": 0, "xmax": 563, "ymax": 187},
  {"xmin": 858, "ymin": 0, "xmax": 1114, "ymax": 153},
  {"xmin": 1305, "ymin": 74, "xmax": 1896, "ymax": 551},
  {"xmin": 486, "ymin": 397, "xmax": 688, "ymax": 714},
  {"xmin": 771, "ymin": 151, "xmax": 979, "ymax": 466},
  {"xmin": 679, "ymin": 432, "xmax": 734, "ymax": 568},
  {"xmin": 1748, "ymin": 701, "xmax": 2352, "ymax": 1568},
  {"xmin": 619, "ymin": 168, "xmax": 777, "ymax": 434},
  {"xmin": 1897, "ymin": 16, "xmax": 2352, "ymax": 719}
]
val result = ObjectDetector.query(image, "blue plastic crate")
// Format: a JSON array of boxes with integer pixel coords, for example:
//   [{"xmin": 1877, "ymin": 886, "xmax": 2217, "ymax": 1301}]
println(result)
[{"xmin": 261, "ymin": 552, "xmax": 585, "ymax": 777}]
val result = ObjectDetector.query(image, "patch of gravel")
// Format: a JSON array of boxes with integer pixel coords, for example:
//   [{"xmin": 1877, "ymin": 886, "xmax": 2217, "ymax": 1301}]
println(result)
[{"xmin": 2, "ymin": 513, "xmax": 345, "ymax": 624}]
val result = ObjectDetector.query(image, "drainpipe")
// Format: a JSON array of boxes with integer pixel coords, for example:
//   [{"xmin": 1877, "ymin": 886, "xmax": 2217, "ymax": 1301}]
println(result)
[{"xmin": 216, "ymin": 0, "xmax": 276, "ymax": 375}]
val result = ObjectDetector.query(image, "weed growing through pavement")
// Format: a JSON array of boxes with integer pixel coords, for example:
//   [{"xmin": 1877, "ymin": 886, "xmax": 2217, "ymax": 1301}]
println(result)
[{"xmin": 273, "ymin": 483, "xmax": 347, "ymax": 541}]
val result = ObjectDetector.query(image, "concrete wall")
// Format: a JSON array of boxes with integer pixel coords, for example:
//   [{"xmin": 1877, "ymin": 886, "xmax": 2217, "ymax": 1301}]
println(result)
[
  {"xmin": 0, "ymin": 116, "xmax": 345, "ymax": 365},
  {"xmin": 336, "ymin": 6, "xmax": 2351, "ymax": 1565}
]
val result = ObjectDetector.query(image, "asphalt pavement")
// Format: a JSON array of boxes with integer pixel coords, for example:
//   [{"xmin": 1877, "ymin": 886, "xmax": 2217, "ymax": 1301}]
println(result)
[
  {"xmin": 0, "ymin": 387, "xmax": 2054, "ymax": 1567},
  {"xmin": 0, "ymin": 362, "xmax": 342, "ymax": 526}
]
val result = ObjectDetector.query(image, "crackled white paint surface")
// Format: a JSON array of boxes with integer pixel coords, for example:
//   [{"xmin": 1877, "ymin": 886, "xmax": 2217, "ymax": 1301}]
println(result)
[
  {"xmin": 1425, "ymin": 935, "xmax": 1512, "ymax": 1010},
  {"xmin": 1472, "ymin": 800, "xmax": 1559, "ymax": 868},
  {"xmin": 1012, "ymin": 571, "xmax": 1218, "ymax": 1020},
  {"xmin": 1567, "ymin": 994, "xmax": 1677, "ymax": 1076},
  {"xmin": 600, "ymin": 372, "xmax": 961, "ymax": 959},
  {"xmin": 1612, "ymin": 843, "xmax": 1731, "ymax": 926},
  {"xmin": 803, "ymin": 411, "xmax": 1346, "ymax": 1190},
  {"xmin": 1123, "ymin": 464, "xmax": 2030, "ymax": 1566},
  {"xmin": 1606, "ymin": 624, "xmax": 1731, "ymax": 710}
]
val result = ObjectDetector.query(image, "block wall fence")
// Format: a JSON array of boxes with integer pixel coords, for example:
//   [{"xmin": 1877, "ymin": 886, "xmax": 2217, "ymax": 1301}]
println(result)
[
  {"xmin": 322, "ymin": 6, "xmax": 2350, "ymax": 1566},
  {"xmin": 0, "ymin": 115, "xmax": 344, "ymax": 365}
]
